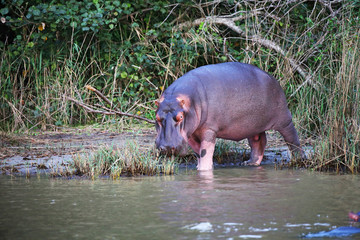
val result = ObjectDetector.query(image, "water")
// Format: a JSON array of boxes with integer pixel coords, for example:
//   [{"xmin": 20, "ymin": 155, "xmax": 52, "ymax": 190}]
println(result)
[{"xmin": 1, "ymin": 167, "xmax": 360, "ymax": 239}]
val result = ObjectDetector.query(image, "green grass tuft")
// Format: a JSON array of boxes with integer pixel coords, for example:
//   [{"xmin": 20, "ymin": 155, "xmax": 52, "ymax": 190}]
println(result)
[{"xmin": 71, "ymin": 141, "xmax": 179, "ymax": 179}]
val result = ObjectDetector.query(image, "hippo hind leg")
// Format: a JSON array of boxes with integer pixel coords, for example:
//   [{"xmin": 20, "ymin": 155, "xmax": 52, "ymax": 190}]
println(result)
[
  {"xmin": 245, "ymin": 132, "xmax": 267, "ymax": 166},
  {"xmin": 276, "ymin": 120, "xmax": 305, "ymax": 160}
]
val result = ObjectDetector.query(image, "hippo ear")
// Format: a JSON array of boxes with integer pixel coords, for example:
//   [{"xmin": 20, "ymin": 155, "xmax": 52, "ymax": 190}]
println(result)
[
  {"xmin": 155, "ymin": 96, "xmax": 164, "ymax": 107},
  {"xmin": 179, "ymin": 99, "xmax": 185, "ymax": 107},
  {"xmin": 176, "ymin": 95, "xmax": 190, "ymax": 112}
]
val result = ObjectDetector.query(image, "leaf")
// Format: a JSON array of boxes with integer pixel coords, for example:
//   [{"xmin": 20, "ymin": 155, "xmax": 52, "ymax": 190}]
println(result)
[
  {"xmin": 27, "ymin": 42, "xmax": 34, "ymax": 48},
  {"xmin": 122, "ymin": 3, "xmax": 131, "ymax": 9},
  {"xmin": 120, "ymin": 72, "xmax": 127, "ymax": 78},
  {"xmin": 199, "ymin": 22, "xmax": 204, "ymax": 30},
  {"xmin": 32, "ymin": 9, "xmax": 41, "ymax": 16},
  {"xmin": 58, "ymin": 9, "xmax": 66, "ymax": 15},
  {"xmin": 0, "ymin": 7, "xmax": 9, "ymax": 15},
  {"xmin": 70, "ymin": 21, "xmax": 77, "ymax": 28},
  {"xmin": 49, "ymin": 5, "xmax": 57, "ymax": 12},
  {"xmin": 131, "ymin": 22, "xmax": 139, "ymax": 28},
  {"xmin": 220, "ymin": 56, "xmax": 227, "ymax": 61},
  {"xmin": 109, "ymin": 23, "xmax": 114, "ymax": 29},
  {"xmin": 95, "ymin": 12, "xmax": 103, "ymax": 18}
]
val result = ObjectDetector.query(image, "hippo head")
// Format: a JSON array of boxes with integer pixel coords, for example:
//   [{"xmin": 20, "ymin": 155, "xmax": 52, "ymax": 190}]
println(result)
[{"xmin": 155, "ymin": 95, "xmax": 190, "ymax": 156}]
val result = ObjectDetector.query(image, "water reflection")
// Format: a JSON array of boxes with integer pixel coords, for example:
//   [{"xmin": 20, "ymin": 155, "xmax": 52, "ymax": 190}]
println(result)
[{"xmin": 162, "ymin": 167, "xmax": 282, "ymax": 225}]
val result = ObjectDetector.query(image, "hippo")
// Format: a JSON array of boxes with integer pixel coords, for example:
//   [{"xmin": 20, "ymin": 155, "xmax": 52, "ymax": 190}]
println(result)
[{"xmin": 155, "ymin": 62, "xmax": 304, "ymax": 171}]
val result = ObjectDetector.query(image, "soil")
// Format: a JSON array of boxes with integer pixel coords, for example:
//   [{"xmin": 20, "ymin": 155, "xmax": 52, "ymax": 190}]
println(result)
[{"xmin": 0, "ymin": 126, "xmax": 309, "ymax": 176}]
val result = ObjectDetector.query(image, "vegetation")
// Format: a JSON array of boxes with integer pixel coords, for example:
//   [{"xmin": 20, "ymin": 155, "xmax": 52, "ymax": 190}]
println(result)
[
  {"xmin": 70, "ymin": 142, "xmax": 178, "ymax": 179},
  {"xmin": 0, "ymin": 1, "xmax": 359, "ymax": 173}
]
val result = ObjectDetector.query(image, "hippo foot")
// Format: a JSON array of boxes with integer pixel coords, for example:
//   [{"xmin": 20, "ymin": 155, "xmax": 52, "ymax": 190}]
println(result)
[
  {"xmin": 241, "ymin": 160, "xmax": 261, "ymax": 166},
  {"xmin": 197, "ymin": 165, "xmax": 214, "ymax": 171}
]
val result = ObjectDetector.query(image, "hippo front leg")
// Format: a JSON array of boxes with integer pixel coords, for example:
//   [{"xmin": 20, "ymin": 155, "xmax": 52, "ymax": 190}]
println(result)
[
  {"xmin": 188, "ymin": 137, "xmax": 201, "ymax": 155},
  {"xmin": 196, "ymin": 130, "xmax": 216, "ymax": 171}
]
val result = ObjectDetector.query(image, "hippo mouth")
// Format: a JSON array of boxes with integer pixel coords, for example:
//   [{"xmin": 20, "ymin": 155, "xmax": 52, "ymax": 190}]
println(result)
[{"xmin": 156, "ymin": 141, "xmax": 189, "ymax": 157}]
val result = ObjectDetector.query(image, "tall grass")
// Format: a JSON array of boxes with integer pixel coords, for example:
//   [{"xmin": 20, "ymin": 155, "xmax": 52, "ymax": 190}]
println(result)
[
  {"xmin": 293, "ymin": 24, "xmax": 360, "ymax": 173},
  {"xmin": 0, "ymin": 36, "xmax": 106, "ymax": 131},
  {"xmin": 313, "ymin": 30, "xmax": 359, "ymax": 173},
  {"xmin": 0, "ymin": 28, "xmax": 207, "ymax": 132}
]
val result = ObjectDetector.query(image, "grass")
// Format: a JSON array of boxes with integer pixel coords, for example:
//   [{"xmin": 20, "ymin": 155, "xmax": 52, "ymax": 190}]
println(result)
[
  {"xmin": 70, "ymin": 141, "xmax": 179, "ymax": 179},
  {"xmin": 213, "ymin": 139, "xmax": 248, "ymax": 165}
]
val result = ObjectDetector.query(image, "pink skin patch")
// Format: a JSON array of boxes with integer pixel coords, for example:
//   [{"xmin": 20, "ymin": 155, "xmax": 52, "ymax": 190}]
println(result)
[
  {"xmin": 197, "ymin": 141, "xmax": 215, "ymax": 171},
  {"xmin": 176, "ymin": 94, "xmax": 191, "ymax": 112}
]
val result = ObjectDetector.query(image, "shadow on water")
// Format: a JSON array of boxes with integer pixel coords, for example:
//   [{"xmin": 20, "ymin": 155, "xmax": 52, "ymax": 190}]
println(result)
[{"xmin": 0, "ymin": 167, "xmax": 360, "ymax": 239}]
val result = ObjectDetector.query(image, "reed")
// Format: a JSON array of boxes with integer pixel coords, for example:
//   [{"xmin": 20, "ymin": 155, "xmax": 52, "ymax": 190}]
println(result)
[{"xmin": 291, "ymin": 23, "xmax": 360, "ymax": 173}]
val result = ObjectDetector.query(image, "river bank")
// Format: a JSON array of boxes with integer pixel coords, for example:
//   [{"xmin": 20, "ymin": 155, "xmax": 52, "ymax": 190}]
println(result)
[{"xmin": 0, "ymin": 126, "xmax": 311, "ymax": 177}]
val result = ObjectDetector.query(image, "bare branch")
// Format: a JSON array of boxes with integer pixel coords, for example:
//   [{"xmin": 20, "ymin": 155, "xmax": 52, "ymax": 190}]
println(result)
[
  {"xmin": 178, "ymin": 15, "xmax": 316, "ymax": 89},
  {"xmin": 85, "ymin": 85, "xmax": 120, "ymax": 112},
  {"xmin": 66, "ymin": 90, "xmax": 155, "ymax": 125}
]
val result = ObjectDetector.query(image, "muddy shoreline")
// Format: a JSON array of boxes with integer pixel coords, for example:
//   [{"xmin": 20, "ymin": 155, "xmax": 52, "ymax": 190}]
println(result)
[{"xmin": 0, "ymin": 127, "xmax": 307, "ymax": 176}]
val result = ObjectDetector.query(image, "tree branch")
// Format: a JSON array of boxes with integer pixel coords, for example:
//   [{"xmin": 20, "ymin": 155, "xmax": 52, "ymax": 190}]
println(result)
[
  {"xmin": 85, "ymin": 85, "xmax": 121, "ymax": 112},
  {"xmin": 178, "ymin": 15, "xmax": 316, "ymax": 89},
  {"xmin": 66, "ymin": 86, "xmax": 155, "ymax": 125}
]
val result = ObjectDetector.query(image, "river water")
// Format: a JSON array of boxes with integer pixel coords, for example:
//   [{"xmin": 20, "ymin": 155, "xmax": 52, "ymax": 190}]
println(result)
[{"xmin": 1, "ymin": 166, "xmax": 359, "ymax": 239}]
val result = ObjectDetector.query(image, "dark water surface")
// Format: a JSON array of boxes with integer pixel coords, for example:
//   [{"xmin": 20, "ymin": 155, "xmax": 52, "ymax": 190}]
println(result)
[{"xmin": 1, "ymin": 167, "xmax": 360, "ymax": 239}]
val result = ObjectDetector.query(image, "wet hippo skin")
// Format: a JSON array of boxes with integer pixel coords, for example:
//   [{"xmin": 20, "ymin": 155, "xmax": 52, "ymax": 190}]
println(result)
[{"xmin": 155, "ymin": 62, "xmax": 304, "ymax": 171}]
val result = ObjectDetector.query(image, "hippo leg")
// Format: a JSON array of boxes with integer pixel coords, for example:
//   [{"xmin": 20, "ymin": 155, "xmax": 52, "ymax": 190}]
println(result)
[
  {"xmin": 188, "ymin": 137, "xmax": 201, "ymax": 156},
  {"xmin": 246, "ymin": 132, "xmax": 267, "ymax": 166},
  {"xmin": 197, "ymin": 130, "xmax": 216, "ymax": 171},
  {"xmin": 276, "ymin": 121, "xmax": 305, "ymax": 159}
]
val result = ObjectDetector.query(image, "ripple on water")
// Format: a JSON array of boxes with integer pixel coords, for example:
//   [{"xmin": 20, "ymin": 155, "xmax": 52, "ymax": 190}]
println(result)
[
  {"xmin": 183, "ymin": 222, "xmax": 213, "ymax": 233},
  {"xmin": 248, "ymin": 227, "xmax": 278, "ymax": 232},
  {"xmin": 238, "ymin": 235, "xmax": 263, "ymax": 239}
]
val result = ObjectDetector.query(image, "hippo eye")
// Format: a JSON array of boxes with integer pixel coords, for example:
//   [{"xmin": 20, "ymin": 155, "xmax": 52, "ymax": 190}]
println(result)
[
  {"xmin": 175, "ymin": 112, "xmax": 184, "ymax": 123},
  {"xmin": 156, "ymin": 114, "xmax": 162, "ymax": 125}
]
